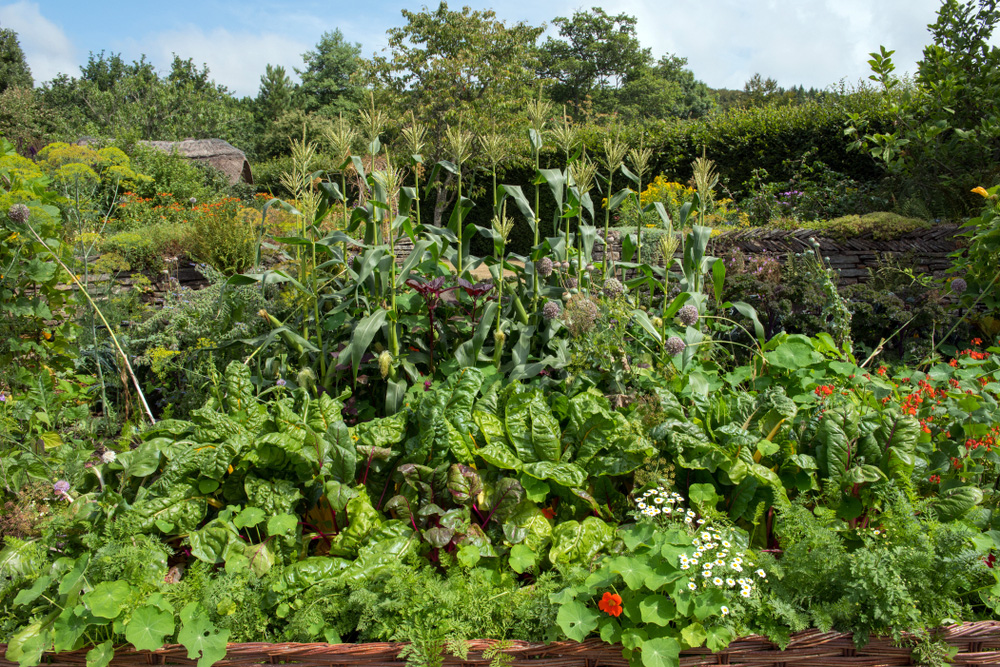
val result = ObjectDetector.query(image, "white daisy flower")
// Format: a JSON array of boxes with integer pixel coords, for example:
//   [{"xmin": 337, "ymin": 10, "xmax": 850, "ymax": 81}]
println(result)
[
  {"xmin": 643, "ymin": 490, "xmax": 654, "ymax": 497},
  {"xmin": 732, "ymin": 564, "xmax": 743, "ymax": 572},
  {"xmin": 637, "ymin": 501, "xmax": 647, "ymax": 509},
  {"xmin": 756, "ymin": 569, "xmax": 767, "ymax": 578},
  {"xmin": 713, "ymin": 577, "xmax": 723, "ymax": 586},
  {"xmin": 726, "ymin": 578, "xmax": 735, "ymax": 587},
  {"xmin": 733, "ymin": 557, "xmax": 743, "ymax": 565},
  {"xmin": 684, "ymin": 516, "xmax": 693, "ymax": 523},
  {"xmin": 702, "ymin": 571, "xmax": 711, "ymax": 578},
  {"xmin": 680, "ymin": 563, "xmax": 690, "ymax": 570},
  {"xmin": 721, "ymin": 540, "xmax": 731, "ymax": 548},
  {"xmin": 740, "ymin": 588, "xmax": 752, "ymax": 598},
  {"xmin": 703, "ymin": 562, "xmax": 713, "ymax": 570},
  {"xmin": 696, "ymin": 518, "xmax": 705, "ymax": 524},
  {"xmin": 663, "ymin": 507, "xmax": 672, "ymax": 514},
  {"xmin": 688, "ymin": 581, "xmax": 697, "ymax": 590},
  {"xmin": 701, "ymin": 532, "xmax": 711, "ymax": 540},
  {"xmin": 715, "ymin": 558, "xmax": 726, "ymax": 566},
  {"xmin": 686, "ymin": 510, "xmax": 695, "ymax": 517},
  {"xmin": 720, "ymin": 605, "xmax": 730, "ymax": 615},
  {"xmin": 690, "ymin": 557, "xmax": 699, "ymax": 565}
]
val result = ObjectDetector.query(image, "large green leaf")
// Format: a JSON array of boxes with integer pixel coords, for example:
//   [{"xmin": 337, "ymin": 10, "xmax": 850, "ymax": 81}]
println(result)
[
  {"xmin": 640, "ymin": 636, "xmax": 681, "ymax": 667},
  {"xmin": 935, "ymin": 485, "xmax": 983, "ymax": 522},
  {"xmin": 505, "ymin": 389, "xmax": 561, "ymax": 463},
  {"xmin": 178, "ymin": 603, "xmax": 230, "ymax": 667},
  {"xmin": 549, "ymin": 516, "xmax": 615, "ymax": 566},
  {"xmin": 556, "ymin": 600, "xmax": 599, "ymax": 642},
  {"xmin": 126, "ymin": 605, "xmax": 175, "ymax": 652},
  {"xmin": 83, "ymin": 581, "xmax": 131, "ymax": 619}
]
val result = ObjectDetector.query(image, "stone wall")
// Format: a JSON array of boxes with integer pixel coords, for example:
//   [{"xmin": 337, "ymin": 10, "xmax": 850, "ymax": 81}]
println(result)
[{"xmin": 588, "ymin": 224, "xmax": 965, "ymax": 285}]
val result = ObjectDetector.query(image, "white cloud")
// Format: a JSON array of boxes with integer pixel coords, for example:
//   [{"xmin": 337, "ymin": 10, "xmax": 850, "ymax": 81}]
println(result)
[
  {"xmin": 118, "ymin": 26, "xmax": 311, "ymax": 98},
  {"xmin": 0, "ymin": 1, "xmax": 76, "ymax": 84}
]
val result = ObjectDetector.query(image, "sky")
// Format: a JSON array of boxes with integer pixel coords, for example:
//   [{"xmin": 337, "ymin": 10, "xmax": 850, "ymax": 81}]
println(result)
[{"xmin": 0, "ymin": 0, "xmax": 995, "ymax": 99}]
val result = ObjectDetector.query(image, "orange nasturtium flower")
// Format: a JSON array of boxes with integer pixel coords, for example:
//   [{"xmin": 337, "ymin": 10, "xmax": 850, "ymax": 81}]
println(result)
[
  {"xmin": 598, "ymin": 592, "xmax": 623, "ymax": 617},
  {"xmin": 972, "ymin": 186, "xmax": 990, "ymax": 197}
]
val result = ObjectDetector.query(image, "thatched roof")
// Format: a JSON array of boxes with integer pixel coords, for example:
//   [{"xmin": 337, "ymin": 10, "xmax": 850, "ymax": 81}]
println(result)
[{"xmin": 141, "ymin": 138, "xmax": 253, "ymax": 185}]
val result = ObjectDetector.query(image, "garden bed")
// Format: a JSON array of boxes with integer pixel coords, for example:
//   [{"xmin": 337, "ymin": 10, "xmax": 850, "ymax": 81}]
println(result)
[{"xmin": 4, "ymin": 623, "xmax": 1000, "ymax": 667}]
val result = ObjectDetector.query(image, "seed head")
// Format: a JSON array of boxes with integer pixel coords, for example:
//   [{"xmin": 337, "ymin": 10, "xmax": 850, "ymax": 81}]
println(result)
[
  {"xmin": 7, "ymin": 204, "xmax": 29, "ymax": 223},
  {"xmin": 950, "ymin": 277, "xmax": 967, "ymax": 294},
  {"xmin": 537, "ymin": 257, "xmax": 554, "ymax": 277},
  {"xmin": 101, "ymin": 450, "xmax": 117, "ymax": 464},
  {"xmin": 542, "ymin": 300, "xmax": 562, "ymax": 321},
  {"xmin": 677, "ymin": 304, "xmax": 699, "ymax": 326},
  {"xmin": 53, "ymin": 480, "xmax": 70, "ymax": 496},
  {"xmin": 603, "ymin": 278, "xmax": 624, "ymax": 299},
  {"xmin": 665, "ymin": 336, "xmax": 686, "ymax": 356}
]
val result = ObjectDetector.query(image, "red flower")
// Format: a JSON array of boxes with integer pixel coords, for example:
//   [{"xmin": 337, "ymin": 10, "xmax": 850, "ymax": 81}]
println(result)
[
  {"xmin": 598, "ymin": 592, "xmax": 623, "ymax": 617},
  {"xmin": 540, "ymin": 507, "xmax": 556, "ymax": 519},
  {"xmin": 986, "ymin": 553, "xmax": 996, "ymax": 569}
]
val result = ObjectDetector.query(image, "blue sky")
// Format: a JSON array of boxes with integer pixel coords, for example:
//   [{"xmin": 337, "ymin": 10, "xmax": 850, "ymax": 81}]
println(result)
[{"xmin": 1, "ymin": 0, "xmax": 994, "ymax": 98}]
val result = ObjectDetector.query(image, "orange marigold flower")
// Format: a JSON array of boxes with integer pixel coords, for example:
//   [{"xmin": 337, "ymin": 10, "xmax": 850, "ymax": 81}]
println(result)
[{"xmin": 598, "ymin": 592, "xmax": 623, "ymax": 617}]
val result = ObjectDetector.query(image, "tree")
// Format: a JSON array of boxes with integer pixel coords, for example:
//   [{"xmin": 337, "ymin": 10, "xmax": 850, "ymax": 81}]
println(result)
[
  {"xmin": 297, "ymin": 29, "xmax": 363, "ymax": 115},
  {"xmin": 537, "ymin": 7, "xmax": 651, "ymax": 112},
  {"xmin": 617, "ymin": 54, "xmax": 715, "ymax": 120},
  {"xmin": 255, "ymin": 64, "xmax": 297, "ymax": 124},
  {"xmin": 369, "ymin": 2, "xmax": 544, "ymax": 136},
  {"xmin": 0, "ymin": 26, "xmax": 32, "ymax": 93},
  {"xmin": 846, "ymin": 0, "xmax": 1000, "ymax": 213},
  {"xmin": 40, "ymin": 52, "xmax": 251, "ymax": 146},
  {"xmin": 367, "ymin": 2, "xmax": 545, "ymax": 224}
]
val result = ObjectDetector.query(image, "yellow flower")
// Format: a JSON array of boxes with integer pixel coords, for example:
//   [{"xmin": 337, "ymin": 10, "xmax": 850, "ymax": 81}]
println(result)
[{"xmin": 972, "ymin": 186, "xmax": 990, "ymax": 197}]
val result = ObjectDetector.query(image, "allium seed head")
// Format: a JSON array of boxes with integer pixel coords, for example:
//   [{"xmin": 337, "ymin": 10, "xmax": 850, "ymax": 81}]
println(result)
[
  {"xmin": 677, "ymin": 304, "xmax": 699, "ymax": 326},
  {"xmin": 950, "ymin": 277, "xmax": 968, "ymax": 294},
  {"xmin": 537, "ymin": 257, "xmax": 554, "ymax": 277},
  {"xmin": 7, "ymin": 203, "xmax": 29, "ymax": 223},
  {"xmin": 542, "ymin": 300, "xmax": 562, "ymax": 321},
  {"xmin": 603, "ymin": 278, "xmax": 624, "ymax": 299},
  {"xmin": 665, "ymin": 336, "xmax": 686, "ymax": 356}
]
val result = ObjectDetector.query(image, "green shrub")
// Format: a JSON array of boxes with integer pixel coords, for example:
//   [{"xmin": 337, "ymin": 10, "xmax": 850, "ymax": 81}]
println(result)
[{"xmin": 767, "ymin": 212, "xmax": 931, "ymax": 240}]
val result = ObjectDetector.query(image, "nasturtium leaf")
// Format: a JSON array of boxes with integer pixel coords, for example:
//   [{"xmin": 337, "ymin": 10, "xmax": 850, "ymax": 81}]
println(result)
[
  {"xmin": 267, "ymin": 513, "xmax": 299, "ymax": 536},
  {"xmin": 126, "ymin": 605, "xmax": 175, "ymax": 652},
  {"xmin": 519, "ymin": 474, "xmax": 550, "ymax": 503},
  {"xmin": 86, "ymin": 640, "xmax": 114, "ymax": 667},
  {"xmin": 53, "ymin": 605, "xmax": 90, "ymax": 652},
  {"xmin": 83, "ymin": 580, "xmax": 131, "ymax": 619},
  {"xmin": 644, "ymin": 562, "xmax": 681, "ymax": 590},
  {"xmin": 609, "ymin": 556, "xmax": 654, "ymax": 590},
  {"xmin": 198, "ymin": 479, "xmax": 220, "ymax": 494},
  {"xmin": 178, "ymin": 603, "xmax": 230, "ymax": 667},
  {"xmin": 234, "ymin": 506, "xmax": 266, "ymax": 529},
  {"xmin": 705, "ymin": 626, "xmax": 733, "ymax": 652},
  {"xmin": 640, "ymin": 636, "xmax": 681, "ymax": 667},
  {"xmin": 457, "ymin": 544, "xmax": 481, "ymax": 568},
  {"xmin": 599, "ymin": 617, "xmax": 622, "ymax": 644},
  {"xmin": 556, "ymin": 600, "xmax": 599, "ymax": 642},
  {"xmin": 622, "ymin": 522, "xmax": 655, "ymax": 551},
  {"xmin": 692, "ymin": 588, "xmax": 726, "ymax": 621},
  {"xmin": 680, "ymin": 622, "xmax": 707, "ymax": 649},
  {"xmin": 639, "ymin": 594, "xmax": 676, "ymax": 626},
  {"xmin": 508, "ymin": 544, "xmax": 537, "ymax": 574}
]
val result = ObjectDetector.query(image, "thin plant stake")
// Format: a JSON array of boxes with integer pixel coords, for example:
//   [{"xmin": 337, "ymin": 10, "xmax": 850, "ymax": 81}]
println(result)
[{"xmin": 24, "ymin": 222, "xmax": 156, "ymax": 425}]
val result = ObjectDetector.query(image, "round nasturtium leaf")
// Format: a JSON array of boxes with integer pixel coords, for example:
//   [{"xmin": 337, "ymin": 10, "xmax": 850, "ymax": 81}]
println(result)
[
  {"xmin": 126, "ymin": 605, "xmax": 175, "ymax": 652},
  {"xmin": 83, "ymin": 581, "xmax": 132, "ymax": 619}
]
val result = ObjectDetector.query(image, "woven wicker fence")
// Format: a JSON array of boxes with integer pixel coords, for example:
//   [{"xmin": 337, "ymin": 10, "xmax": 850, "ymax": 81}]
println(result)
[{"xmin": 4, "ymin": 622, "xmax": 999, "ymax": 667}]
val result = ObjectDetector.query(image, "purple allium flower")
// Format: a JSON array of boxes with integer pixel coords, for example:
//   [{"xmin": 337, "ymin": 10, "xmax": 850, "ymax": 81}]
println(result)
[
  {"xmin": 537, "ymin": 257, "xmax": 554, "ymax": 277},
  {"xmin": 53, "ymin": 480, "xmax": 70, "ymax": 497},
  {"xmin": 677, "ymin": 304, "xmax": 699, "ymax": 326},
  {"xmin": 276, "ymin": 378, "xmax": 287, "ymax": 387},
  {"xmin": 603, "ymin": 278, "xmax": 624, "ymax": 299},
  {"xmin": 565, "ymin": 277, "xmax": 578, "ymax": 289},
  {"xmin": 950, "ymin": 277, "xmax": 967, "ymax": 294},
  {"xmin": 7, "ymin": 203, "xmax": 29, "ymax": 223},
  {"xmin": 665, "ymin": 336, "xmax": 686, "ymax": 356},
  {"xmin": 542, "ymin": 300, "xmax": 562, "ymax": 321}
]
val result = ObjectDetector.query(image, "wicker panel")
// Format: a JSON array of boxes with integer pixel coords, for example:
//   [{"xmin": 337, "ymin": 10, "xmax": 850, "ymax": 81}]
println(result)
[{"xmin": 2, "ymin": 622, "xmax": 999, "ymax": 667}]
